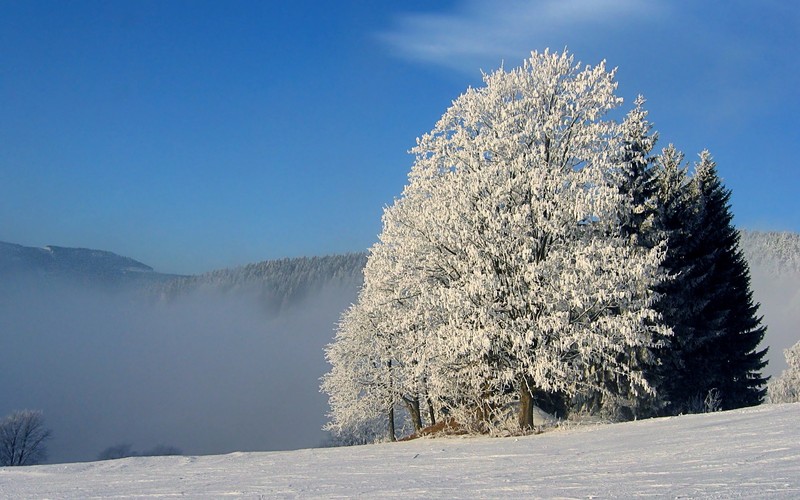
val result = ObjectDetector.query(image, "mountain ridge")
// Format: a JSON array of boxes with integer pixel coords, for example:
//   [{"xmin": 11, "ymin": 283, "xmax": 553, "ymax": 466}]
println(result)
[
  {"xmin": 155, "ymin": 252, "xmax": 368, "ymax": 315},
  {"xmin": 0, "ymin": 240, "xmax": 178, "ymax": 287},
  {"xmin": 739, "ymin": 230, "xmax": 800, "ymax": 276}
]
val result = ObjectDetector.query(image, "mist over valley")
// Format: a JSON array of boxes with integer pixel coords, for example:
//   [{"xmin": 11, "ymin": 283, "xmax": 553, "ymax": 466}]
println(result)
[{"xmin": 0, "ymin": 245, "xmax": 365, "ymax": 463}]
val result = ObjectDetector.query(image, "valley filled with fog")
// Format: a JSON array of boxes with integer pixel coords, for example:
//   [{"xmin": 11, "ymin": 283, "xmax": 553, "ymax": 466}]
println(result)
[{"xmin": 0, "ymin": 251, "xmax": 364, "ymax": 463}]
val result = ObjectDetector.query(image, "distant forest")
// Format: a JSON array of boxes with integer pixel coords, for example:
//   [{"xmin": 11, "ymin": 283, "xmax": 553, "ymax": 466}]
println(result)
[{"xmin": 153, "ymin": 253, "xmax": 368, "ymax": 315}]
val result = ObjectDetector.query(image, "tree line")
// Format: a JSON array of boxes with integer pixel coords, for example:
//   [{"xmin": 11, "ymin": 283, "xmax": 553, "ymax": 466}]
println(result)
[
  {"xmin": 321, "ymin": 49, "xmax": 768, "ymax": 443},
  {"xmin": 155, "ymin": 253, "xmax": 366, "ymax": 315}
]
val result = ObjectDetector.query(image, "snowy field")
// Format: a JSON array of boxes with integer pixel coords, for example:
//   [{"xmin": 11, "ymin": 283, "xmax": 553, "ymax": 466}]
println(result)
[{"xmin": 1, "ymin": 403, "xmax": 798, "ymax": 499}]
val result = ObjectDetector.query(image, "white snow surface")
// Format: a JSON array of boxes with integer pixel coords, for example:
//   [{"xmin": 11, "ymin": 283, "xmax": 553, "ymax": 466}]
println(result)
[{"xmin": 2, "ymin": 403, "xmax": 798, "ymax": 499}]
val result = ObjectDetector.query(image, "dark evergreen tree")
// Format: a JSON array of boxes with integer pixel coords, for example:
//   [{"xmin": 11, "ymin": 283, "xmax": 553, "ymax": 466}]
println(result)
[
  {"xmin": 646, "ymin": 145, "xmax": 699, "ymax": 415},
  {"xmin": 651, "ymin": 148, "xmax": 768, "ymax": 414},
  {"xmin": 690, "ymin": 152, "xmax": 768, "ymax": 409}
]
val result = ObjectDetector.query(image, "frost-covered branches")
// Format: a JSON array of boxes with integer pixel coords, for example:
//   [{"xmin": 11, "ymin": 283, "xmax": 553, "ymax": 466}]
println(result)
[{"xmin": 768, "ymin": 340, "xmax": 800, "ymax": 404}]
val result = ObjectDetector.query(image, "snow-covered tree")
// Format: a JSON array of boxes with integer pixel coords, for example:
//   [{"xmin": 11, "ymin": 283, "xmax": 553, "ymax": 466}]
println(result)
[
  {"xmin": 323, "ymin": 50, "xmax": 668, "ymax": 436},
  {"xmin": 320, "ymin": 287, "xmax": 399, "ymax": 441},
  {"xmin": 321, "ymin": 239, "xmax": 437, "ymax": 441},
  {"xmin": 616, "ymin": 96, "xmax": 659, "ymax": 244},
  {"xmin": 768, "ymin": 339, "xmax": 800, "ymax": 403}
]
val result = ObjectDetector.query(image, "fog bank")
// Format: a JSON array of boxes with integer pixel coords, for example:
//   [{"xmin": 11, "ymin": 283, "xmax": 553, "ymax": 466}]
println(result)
[{"xmin": 0, "ymin": 279, "xmax": 356, "ymax": 463}]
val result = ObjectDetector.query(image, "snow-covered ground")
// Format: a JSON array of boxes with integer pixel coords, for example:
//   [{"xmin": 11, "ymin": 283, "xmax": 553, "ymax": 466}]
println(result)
[{"xmin": 2, "ymin": 403, "xmax": 798, "ymax": 499}]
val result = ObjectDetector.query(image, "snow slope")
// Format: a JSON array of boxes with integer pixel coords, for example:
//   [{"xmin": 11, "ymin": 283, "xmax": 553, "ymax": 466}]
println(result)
[{"xmin": 2, "ymin": 403, "xmax": 798, "ymax": 498}]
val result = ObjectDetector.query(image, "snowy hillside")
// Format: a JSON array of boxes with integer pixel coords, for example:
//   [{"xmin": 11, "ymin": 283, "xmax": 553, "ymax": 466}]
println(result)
[
  {"xmin": 2, "ymin": 403, "xmax": 798, "ymax": 498},
  {"xmin": 740, "ymin": 231, "xmax": 800, "ymax": 376},
  {"xmin": 740, "ymin": 231, "xmax": 800, "ymax": 276}
]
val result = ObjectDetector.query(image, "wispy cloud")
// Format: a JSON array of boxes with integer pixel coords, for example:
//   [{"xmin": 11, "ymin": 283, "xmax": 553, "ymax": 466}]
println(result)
[{"xmin": 378, "ymin": 0, "xmax": 664, "ymax": 73}]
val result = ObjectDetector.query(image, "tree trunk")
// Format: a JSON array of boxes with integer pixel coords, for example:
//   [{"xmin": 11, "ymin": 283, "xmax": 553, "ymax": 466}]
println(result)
[
  {"xmin": 427, "ymin": 396, "xmax": 436, "ymax": 427},
  {"xmin": 403, "ymin": 396, "xmax": 423, "ymax": 432},
  {"xmin": 518, "ymin": 377, "xmax": 535, "ymax": 431},
  {"xmin": 388, "ymin": 405, "xmax": 396, "ymax": 442},
  {"xmin": 474, "ymin": 388, "xmax": 494, "ymax": 433}
]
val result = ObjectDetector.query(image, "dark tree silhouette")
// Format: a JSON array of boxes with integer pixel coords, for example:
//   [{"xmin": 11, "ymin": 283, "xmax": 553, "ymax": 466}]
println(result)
[
  {"xmin": 0, "ymin": 410, "xmax": 52, "ymax": 466},
  {"xmin": 97, "ymin": 443, "xmax": 182, "ymax": 461}
]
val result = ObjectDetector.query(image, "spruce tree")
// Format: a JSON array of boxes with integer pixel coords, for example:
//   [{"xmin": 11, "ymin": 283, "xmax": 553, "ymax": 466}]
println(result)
[
  {"xmin": 614, "ymin": 99, "xmax": 666, "ymax": 419},
  {"xmin": 648, "ymin": 145, "xmax": 701, "ymax": 415},
  {"xmin": 691, "ymin": 152, "xmax": 768, "ymax": 409},
  {"xmin": 617, "ymin": 96, "xmax": 660, "ymax": 245}
]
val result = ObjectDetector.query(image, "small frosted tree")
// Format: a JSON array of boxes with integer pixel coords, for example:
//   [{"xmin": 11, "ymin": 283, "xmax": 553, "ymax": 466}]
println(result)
[
  {"xmin": 0, "ymin": 410, "xmax": 52, "ymax": 466},
  {"xmin": 321, "ymin": 293, "xmax": 397, "ymax": 441},
  {"xmin": 767, "ymin": 340, "xmax": 800, "ymax": 403},
  {"xmin": 321, "ymin": 241, "xmax": 434, "ymax": 442}
]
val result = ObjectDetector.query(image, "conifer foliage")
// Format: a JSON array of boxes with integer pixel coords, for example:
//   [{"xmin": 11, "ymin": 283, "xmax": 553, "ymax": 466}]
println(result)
[
  {"xmin": 650, "ymin": 149, "xmax": 768, "ymax": 413},
  {"xmin": 322, "ymin": 50, "xmax": 768, "ymax": 442}
]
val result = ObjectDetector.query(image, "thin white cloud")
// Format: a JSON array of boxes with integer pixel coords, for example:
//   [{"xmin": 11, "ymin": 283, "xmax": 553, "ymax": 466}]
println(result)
[{"xmin": 379, "ymin": 0, "xmax": 665, "ymax": 73}]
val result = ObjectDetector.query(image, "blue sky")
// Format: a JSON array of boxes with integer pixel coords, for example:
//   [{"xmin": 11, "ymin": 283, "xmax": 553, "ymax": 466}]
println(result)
[{"xmin": 2, "ymin": 0, "xmax": 798, "ymax": 274}]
